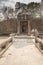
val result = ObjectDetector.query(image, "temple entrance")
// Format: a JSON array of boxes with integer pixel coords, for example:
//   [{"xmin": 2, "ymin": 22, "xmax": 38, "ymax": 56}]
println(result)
[{"xmin": 20, "ymin": 21, "xmax": 28, "ymax": 34}]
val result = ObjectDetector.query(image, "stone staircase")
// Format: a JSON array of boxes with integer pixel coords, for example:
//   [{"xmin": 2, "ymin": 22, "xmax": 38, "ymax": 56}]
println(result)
[
  {"xmin": 13, "ymin": 35, "xmax": 35, "ymax": 39},
  {"xmin": 13, "ymin": 35, "xmax": 35, "ymax": 48}
]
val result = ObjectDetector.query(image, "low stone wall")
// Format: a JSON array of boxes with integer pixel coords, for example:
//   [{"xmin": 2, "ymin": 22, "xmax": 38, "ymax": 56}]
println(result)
[
  {"xmin": 35, "ymin": 38, "xmax": 43, "ymax": 54},
  {"xmin": 38, "ymin": 34, "xmax": 43, "ymax": 39},
  {"xmin": 0, "ymin": 37, "xmax": 12, "ymax": 57}
]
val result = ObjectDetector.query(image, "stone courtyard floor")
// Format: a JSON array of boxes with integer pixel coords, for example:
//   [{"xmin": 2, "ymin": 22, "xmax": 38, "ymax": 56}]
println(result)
[{"xmin": 0, "ymin": 36, "xmax": 43, "ymax": 65}]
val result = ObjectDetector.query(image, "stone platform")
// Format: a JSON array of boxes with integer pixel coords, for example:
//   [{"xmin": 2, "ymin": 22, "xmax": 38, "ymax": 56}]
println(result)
[{"xmin": 0, "ymin": 35, "xmax": 43, "ymax": 65}]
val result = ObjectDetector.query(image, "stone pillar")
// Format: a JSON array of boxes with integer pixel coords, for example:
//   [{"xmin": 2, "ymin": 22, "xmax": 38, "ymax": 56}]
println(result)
[
  {"xmin": 28, "ymin": 21, "xmax": 31, "ymax": 35},
  {"xmin": 17, "ymin": 21, "xmax": 20, "ymax": 34}
]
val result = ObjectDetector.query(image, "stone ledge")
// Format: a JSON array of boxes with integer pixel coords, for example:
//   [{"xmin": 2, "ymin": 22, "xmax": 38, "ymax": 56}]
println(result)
[
  {"xmin": 35, "ymin": 38, "xmax": 43, "ymax": 54},
  {"xmin": 0, "ymin": 37, "xmax": 12, "ymax": 57},
  {"xmin": 0, "ymin": 37, "xmax": 12, "ymax": 48}
]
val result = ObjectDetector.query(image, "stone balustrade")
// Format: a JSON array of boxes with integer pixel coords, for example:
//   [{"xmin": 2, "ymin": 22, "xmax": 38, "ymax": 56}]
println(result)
[
  {"xmin": 0, "ymin": 37, "xmax": 12, "ymax": 49},
  {"xmin": 0, "ymin": 37, "xmax": 12, "ymax": 57},
  {"xmin": 35, "ymin": 37, "xmax": 43, "ymax": 54}
]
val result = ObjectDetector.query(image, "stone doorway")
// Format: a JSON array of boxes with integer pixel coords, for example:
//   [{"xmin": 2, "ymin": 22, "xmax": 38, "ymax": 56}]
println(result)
[{"xmin": 20, "ymin": 21, "xmax": 28, "ymax": 34}]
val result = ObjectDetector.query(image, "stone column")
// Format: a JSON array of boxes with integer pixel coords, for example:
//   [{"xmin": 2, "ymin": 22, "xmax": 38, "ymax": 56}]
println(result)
[
  {"xmin": 17, "ymin": 21, "xmax": 20, "ymax": 34},
  {"xmin": 28, "ymin": 21, "xmax": 31, "ymax": 35}
]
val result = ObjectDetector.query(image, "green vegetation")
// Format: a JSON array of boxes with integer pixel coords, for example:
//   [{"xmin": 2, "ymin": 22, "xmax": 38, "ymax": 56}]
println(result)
[
  {"xmin": 15, "ymin": 2, "xmax": 40, "ymax": 19},
  {"xmin": 15, "ymin": 2, "xmax": 40, "ymax": 12},
  {"xmin": 27, "ymin": 2, "xmax": 40, "ymax": 9}
]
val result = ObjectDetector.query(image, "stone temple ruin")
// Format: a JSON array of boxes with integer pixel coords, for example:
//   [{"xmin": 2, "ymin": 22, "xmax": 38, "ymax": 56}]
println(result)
[
  {"xmin": 0, "ymin": 0, "xmax": 43, "ymax": 35},
  {"xmin": 0, "ymin": 0, "xmax": 43, "ymax": 65}
]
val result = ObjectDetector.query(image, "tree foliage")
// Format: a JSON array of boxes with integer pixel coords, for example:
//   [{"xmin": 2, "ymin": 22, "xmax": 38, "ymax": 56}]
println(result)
[
  {"xmin": 27, "ymin": 2, "xmax": 40, "ymax": 9},
  {"xmin": 2, "ymin": 6, "xmax": 15, "ymax": 20},
  {"xmin": 15, "ymin": 2, "xmax": 40, "ymax": 12},
  {"xmin": 15, "ymin": 2, "xmax": 27, "ymax": 12}
]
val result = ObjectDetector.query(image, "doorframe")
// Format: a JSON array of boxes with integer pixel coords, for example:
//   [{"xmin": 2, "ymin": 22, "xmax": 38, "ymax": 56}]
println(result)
[{"xmin": 20, "ymin": 21, "xmax": 28, "ymax": 34}]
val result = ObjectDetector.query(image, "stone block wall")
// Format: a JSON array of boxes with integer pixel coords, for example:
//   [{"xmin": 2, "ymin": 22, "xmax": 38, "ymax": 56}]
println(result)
[
  {"xmin": 30, "ymin": 19, "xmax": 43, "ymax": 33},
  {"xmin": 0, "ymin": 18, "xmax": 43, "ymax": 34},
  {"xmin": 0, "ymin": 19, "xmax": 17, "ymax": 34}
]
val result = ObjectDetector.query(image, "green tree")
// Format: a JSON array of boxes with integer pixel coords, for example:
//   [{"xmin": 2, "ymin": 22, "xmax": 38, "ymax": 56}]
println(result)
[
  {"xmin": 15, "ymin": 2, "xmax": 21, "ymax": 11},
  {"xmin": 2, "ymin": 6, "xmax": 15, "ymax": 20},
  {"xmin": 27, "ymin": 2, "xmax": 40, "ymax": 10}
]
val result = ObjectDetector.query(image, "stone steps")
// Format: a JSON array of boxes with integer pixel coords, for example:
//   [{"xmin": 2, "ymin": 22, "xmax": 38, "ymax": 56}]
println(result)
[
  {"xmin": 13, "ymin": 37, "xmax": 35, "ymax": 48},
  {"xmin": 14, "ymin": 35, "xmax": 35, "ymax": 39}
]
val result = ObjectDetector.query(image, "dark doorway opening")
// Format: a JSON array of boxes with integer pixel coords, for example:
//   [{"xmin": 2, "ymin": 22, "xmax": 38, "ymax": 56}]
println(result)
[
  {"xmin": 20, "ymin": 21, "xmax": 28, "ymax": 34},
  {"xmin": 22, "ymin": 25, "xmax": 26, "ymax": 33}
]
